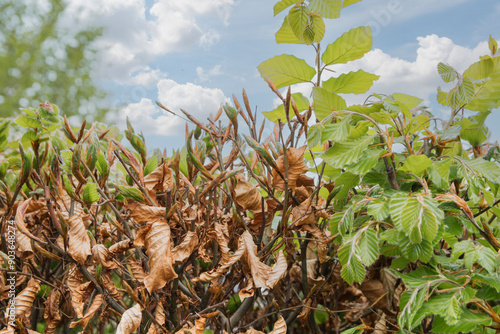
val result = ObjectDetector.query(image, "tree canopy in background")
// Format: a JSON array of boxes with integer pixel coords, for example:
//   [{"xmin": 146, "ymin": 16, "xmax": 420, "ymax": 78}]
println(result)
[{"xmin": 0, "ymin": 0, "xmax": 108, "ymax": 120}]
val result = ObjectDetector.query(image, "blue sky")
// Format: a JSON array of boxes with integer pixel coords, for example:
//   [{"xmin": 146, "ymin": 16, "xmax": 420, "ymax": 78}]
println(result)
[{"xmin": 63, "ymin": 0, "xmax": 500, "ymax": 151}]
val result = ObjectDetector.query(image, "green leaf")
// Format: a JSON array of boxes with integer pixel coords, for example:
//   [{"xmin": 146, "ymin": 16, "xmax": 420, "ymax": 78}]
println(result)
[
  {"xmin": 312, "ymin": 87, "xmax": 347, "ymax": 120},
  {"xmin": 310, "ymin": 14, "xmax": 325, "ymax": 43},
  {"xmin": 257, "ymin": 54, "xmax": 316, "ymax": 89},
  {"xmin": 333, "ymin": 171, "xmax": 360, "ymax": 200},
  {"xmin": 460, "ymin": 112, "xmax": 490, "ymax": 146},
  {"xmin": 340, "ymin": 326, "xmax": 363, "ymax": 334},
  {"xmin": 16, "ymin": 115, "xmax": 42, "ymax": 128},
  {"xmin": 358, "ymin": 228, "xmax": 379, "ymax": 265},
  {"xmin": 83, "ymin": 182, "xmax": 100, "ymax": 204},
  {"xmin": 288, "ymin": 5, "xmax": 309, "ymax": 42},
  {"xmin": 322, "ymin": 135, "xmax": 375, "ymax": 168},
  {"xmin": 308, "ymin": 124, "xmax": 323, "ymax": 148},
  {"xmin": 322, "ymin": 26, "xmax": 372, "ymax": 65},
  {"xmin": 342, "ymin": 0, "xmax": 362, "ymax": 7},
  {"xmin": 399, "ymin": 235, "xmax": 433, "ymax": 262},
  {"xmin": 96, "ymin": 152, "xmax": 109, "ymax": 176},
  {"xmin": 477, "ymin": 246, "xmax": 497, "ymax": 273},
  {"xmin": 392, "ymin": 93, "xmax": 423, "ymax": 117},
  {"xmin": 432, "ymin": 308, "xmax": 491, "ymax": 333},
  {"xmin": 309, "ymin": 0, "xmax": 342, "ymax": 19},
  {"xmin": 322, "ymin": 70, "xmax": 379, "ymax": 94},
  {"xmin": 463, "ymin": 57, "xmax": 500, "ymax": 111},
  {"xmin": 437, "ymin": 87, "xmax": 448, "ymax": 106},
  {"xmin": 321, "ymin": 114, "xmax": 351, "ymax": 142},
  {"xmin": 456, "ymin": 157, "xmax": 500, "ymax": 182},
  {"xmin": 118, "ymin": 186, "xmax": 146, "ymax": 203},
  {"xmin": 346, "ymin": 148, "xmax": 382, "ymax": 174},
  {"xmin": 314, "ymin": 305, "xmax": 329, "ymax": 325},
  {"xmin": 276, "ymin": 16, "xmax": 303, "ymax": 44},
  {"xmin": 273, "ymin": 0, "xmax": 297, "ymax": 16},
  {"xmin": 368, "ymin": 198, "xmax": 390, "ymax": 221},
  {"xmin": 437, "ymin": 62, "xmax": 457, "ymax": 83},
  {"xmin": 338, "ymin": 244, "xmax": 366, "ymax": 284},
  {"xmin": 489, "ymin": 35, "xmax": 497, "ymax": 56},
  {"xmin": 448, "ymin": 77, "xmax": 475, "ymax": 109},
  {"xmin": 400, "ymin": 155, "xmax": 433, "ymax": 176},
  {"xmin": 262, "ymin": 93, "xmax": 310, "ymax": 123}
]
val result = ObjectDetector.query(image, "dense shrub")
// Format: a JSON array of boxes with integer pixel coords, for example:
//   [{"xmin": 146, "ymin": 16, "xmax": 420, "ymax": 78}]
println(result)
[{"xmin": 1, "ymin": 1, "xmax": 500, "ymax": 333}]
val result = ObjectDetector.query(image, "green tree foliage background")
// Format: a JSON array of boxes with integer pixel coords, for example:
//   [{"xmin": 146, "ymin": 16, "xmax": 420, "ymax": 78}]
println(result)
[{"xmin": 0, "ymin": 0, "xmax": 108, "ymax": 120}]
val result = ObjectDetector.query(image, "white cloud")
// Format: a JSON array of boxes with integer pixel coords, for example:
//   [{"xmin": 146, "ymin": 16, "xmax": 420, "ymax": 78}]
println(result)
[
  {"xmin": 157, "ymin": 79, "xmax": 230, "ymax": 120},
  {"xmin": 200, "ymin": 30, "xmax": 221, "ymax": 49},
  {"xmin": 196, "ymin": 64, "xmax": 223, "ymax": 82},
  {"xmin": 110, "ymin": 79, "xmax": 230, "ymax": 135},
  {"xmin": 64, "ymin": 0, "xmax": 235, "ymax": 83},
  {"xmin": 129, "ymin": 68, "xmax": 167, "ymax": 86},
  {"xmin": 112, "ymin": 98, "xmax": 185, "ymax": 136}
]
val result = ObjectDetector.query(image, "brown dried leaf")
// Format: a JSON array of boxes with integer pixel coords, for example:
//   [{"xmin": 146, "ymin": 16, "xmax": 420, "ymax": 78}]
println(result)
[
  {"xmin": 65, "ymin": 207, "xmax": 92, "ymax": 264},
  {"xmin": 70, "ymin": 281, "xmax": 92, "ymax": 318},
  {"xmin": 291, "ymin": 198, "xmax": 316, "ymax": 227},
  {"xmin": 269, "ymin": 315, "xmax": 287, "ymax": 334},
  {"xmin": 194, "ymin": 317, "xmax": 207, "ymax": 334},
  {"xmin": 43, "ymin": 289, "xmax": 62, "ymax": 334},
  {"xmin": 116, "ymin": 304, "xmax": 142, "ymax": 334},
  {"xmin": 92, "ymin": 244, "xmax": 118, "ymax": 269},
  {"xmin": 144, "ymin": 221, "xmax": 177, "ymax": 293},
  {"xmin": 15, "ymin": 198, "xmax": 46, "ymax": 244},
  {"xmin": 144, "ymin": 162, "xmax": 174, "ymax": 193},
  {"xmin": 128, "ymin": 202, "xmax": 166, "ymax": 225},
  {"xmin": 109, "ymin": 239, "xmax": 132, "ymax": 254},
  {"xmin": 4, "ymin": 279, "xmax": 40, "ymax": 321},
  {"xmin": 172, "ymin": 231, "xmax": 199, "ymax": 264},
  {"xmin": 299, "ymin": 224, "xmax": 331, "ymax": 263},
  {"xmin": 127, "ymin": 259, "xmax": 146, "ymax": 283},
  {"xmin": 102, "ymin": 273, "xmax": 122, "ymax": 300},
  {"xmin": 234, "ymin": 179, "xmax": 267, "ymax": 212},
  {"xmin": 272, "ymin": 146, "xmax": 310, "ymax": 191},
  {"xmin": 373, "ymin": 313, "xmax": 387, "ymax": 334},
  {"xmin": 16, "ymin": 230, "xmax": 34, "ymax": 257},
  {"xmin": 243, "ymin": 329, "xmax": 265, "ymax": 334},
  {"xmin": 194, "ymin": 222, "xmax": 245, "ymax": 282},
  {"xmin": 70, "ymin": 294, "xmax": 103, "ymax": 329},
  {"xmin": 241, "ymin": 231, "xmax": 287, "ymax": 289},
  {"xmin": 146, "ymin": 302, "xmax": 166, "ymax": 334},
  {"xmin": 0, "ymin": 327, "xmax": 15, "ymax": 334},
  {"xmin": 361, "ymin": 279, "xmax": 389, "ymax": 314}
]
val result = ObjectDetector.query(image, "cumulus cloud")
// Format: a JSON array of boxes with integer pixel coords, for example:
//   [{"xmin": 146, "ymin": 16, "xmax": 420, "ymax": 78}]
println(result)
[
  {"xmin": 157, "ymin": 79, "xmax": 230, "ymax": 119},
  {"xmin": 64, "ymin": 0, "xmax": 235, "ymax": 82},
  {"xmin": 111, "ymin": 79, "xmax": 230, "ymax": 135},
  {"xmin": 129, "ymin": 68, "xmax": 167, "ymax": 86}
]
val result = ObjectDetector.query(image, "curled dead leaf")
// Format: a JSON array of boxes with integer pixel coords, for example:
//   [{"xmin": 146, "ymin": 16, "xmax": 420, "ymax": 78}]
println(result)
[
  {"xmin": 64, "ymin": 206, "xmax": 91, "ymax": 264},
  {"xmin": 109, "ymin": 239, "xmax": 132, "ymax": 254},
  {"xmin": 4, "ymin": 279, "xmax": 40, "ymax": 321},
  {"xmin": 234, "ymin": 178, "xmax": 267, "ymax": 212},
  {"xmin": 272, "ymin": 146, "xmax": 310, "ymax": 191},
  {"xmin": 43, "ymin": 289, "xmax": 62, "ymax": 334},
  {"xmin": 146, "ymin": 302, "xmax": 166, "ymax": 334},
  {"xmin": 69, "ymin": 294, "xmax": 103, "ymax": 329},
  {"xmin": 116, "ymin": 304, "xmax": 143, "ymax": 334},
  {"xmin": 172, "ymin": 231, "xmax": 199, "ymax": 264},
  {"xmin": 144, "ymin": 221, "xmax": 178, "ymax": 293},
  {"xmin": 15, "ymin": 198, "xmax": 46, "ymax": 245},
  {"xmin": 240, "ymin": 231, "xmax": 287, "ymax": 289},
  {"xmin": 269, "ymin": 315, "xmax": 287, "ymax": 334},
  {"xmin": 127, "ymin": 259, "xmax": 146, "ymax": 283},
  {"xmin": 92, "ymin": 244, "xmax": 118, "ymax": 269}
]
